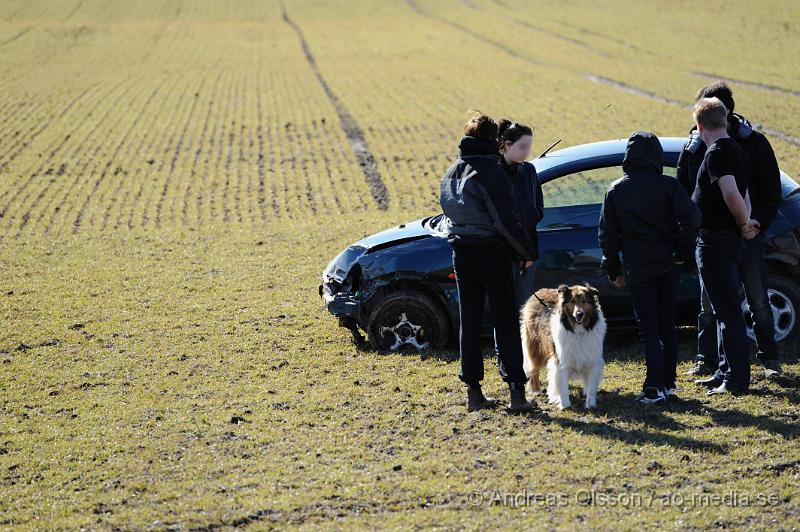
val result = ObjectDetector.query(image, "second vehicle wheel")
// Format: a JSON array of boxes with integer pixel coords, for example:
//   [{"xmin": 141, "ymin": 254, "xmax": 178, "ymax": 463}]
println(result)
[
  {"xmin": 741, "ymin": 274, "xmax": 799, "ymax": 344},
  {"xmin": 366, "ymin": 289, "xmax": 450, "ymax": 351}
]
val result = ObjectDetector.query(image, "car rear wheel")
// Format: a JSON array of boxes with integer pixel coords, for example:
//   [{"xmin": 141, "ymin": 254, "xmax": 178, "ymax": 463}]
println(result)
[
  {"xmin": 366, "ymin": 289, "xmax": 450, "ymax": 351},
  {"xmin": 741, "ymin": 274, "xmax": 799, "ymax": 344}
]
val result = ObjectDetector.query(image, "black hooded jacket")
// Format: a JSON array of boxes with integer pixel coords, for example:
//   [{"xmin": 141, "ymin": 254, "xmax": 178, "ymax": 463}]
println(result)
[
  {"xmin": 439, "ymin": 136, "xmax": 537, "ymax": 260},
  {"xmin": 598, "ymin": 132, "xmax": 701, "ymax": 285},
  {"xmin": 499, "ymin": 156, "xmax": 544, "ymax": 260},
  {"xmin": 676, "ymin": 113, "xmax": 782, "ymax": 231}
]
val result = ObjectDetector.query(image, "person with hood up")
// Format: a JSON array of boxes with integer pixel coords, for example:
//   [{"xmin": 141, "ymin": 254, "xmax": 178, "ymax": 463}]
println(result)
[{"xmin": 599, "ymin": 131, "xmax": 701, "ymax": 405}]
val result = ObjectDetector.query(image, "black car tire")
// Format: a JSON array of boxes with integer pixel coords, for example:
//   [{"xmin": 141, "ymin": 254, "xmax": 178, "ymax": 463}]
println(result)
[
  {"xmin": 744, "ymin": 274, "xmax": 800, "ymax": 344},
  {"xmin": 366, "ymin": 289, "xmax": 450, "ymax": 351}
]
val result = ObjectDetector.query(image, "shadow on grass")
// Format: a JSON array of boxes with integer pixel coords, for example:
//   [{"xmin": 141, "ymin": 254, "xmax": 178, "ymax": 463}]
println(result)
[
  {"xmin": 747, "ymin": 380, "xmax": 800, "ymax": 406},
  {"xmin": 545, "ymin": 385, "xmax": 799, "ymax": 453},
  {"xmin": 541, "ymin": 390, "xmax": 727, "ymax": 453},
  {"xmin": 354, "ymin": 328, "xmax": 800, "ymax": 444},
  {"xmin": 354, "ymin": 341, "xmax": 460, "ymax": 362},
  {"xmin": 702, "ymin": 399, "xmax": 800, "ymax": 438},
  {"xmin": 549, "ymin": 416, "xmax": 728, "ymax": 454}
]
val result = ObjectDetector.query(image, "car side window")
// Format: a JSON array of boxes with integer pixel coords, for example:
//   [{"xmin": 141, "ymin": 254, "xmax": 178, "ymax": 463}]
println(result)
[
  {"xmin": 543, "ymin": 164, "xmax": 679, "ymax": 208},
  {"xmin": 543, "ymin": 166, "xmax": 623, "ymax": 207}
]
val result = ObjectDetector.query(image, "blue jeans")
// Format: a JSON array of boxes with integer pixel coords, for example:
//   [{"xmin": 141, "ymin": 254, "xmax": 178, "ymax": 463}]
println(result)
[
  {"xmin": 493, "ymin": 260, "xmax": 537, "ymax": 358},
  {"xmin": 629, "ymin": 265, "xmax": 681, "ymax": 390},
  {"xmin": 696, "ymin": 231, "xmax": 750, "ymax": 391},
  {"xmin": 695, "ymin": 233, "xmax": 778, "ymax": 365}
]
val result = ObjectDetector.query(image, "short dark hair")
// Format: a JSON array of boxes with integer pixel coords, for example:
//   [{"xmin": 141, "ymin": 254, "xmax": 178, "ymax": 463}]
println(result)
[
  {"xmin": 497, "ymin": 118, "xmax": 534, "ymax": 151},
  {"xmin": 464, "ymin": 109, "xmax": 498, "ymax": 141},
  {"xmin": 693, "ymin": 97, "xmax": 728, "ymax": 130},
  {"xmin": 695, "ymin": 80, "xmax": 734, "ymax": 115}
]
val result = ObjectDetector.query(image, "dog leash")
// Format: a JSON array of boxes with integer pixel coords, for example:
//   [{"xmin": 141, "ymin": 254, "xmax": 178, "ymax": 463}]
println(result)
[
  {"xmin": 531, "ymin": 291, "xmax": 552, "ymax": 310},
  {"xmin": 518, "ymin": 263, "xmax": 552, "ymax": 310}
]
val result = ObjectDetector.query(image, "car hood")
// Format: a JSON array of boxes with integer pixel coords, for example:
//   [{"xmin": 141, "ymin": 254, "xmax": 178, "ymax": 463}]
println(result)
[
  {"xmin": 352, "ymin": 217, "xmax": 432, "ymax": 250},
  {"xmin": 322, "ymin": 217, "xmax": 437, "ymax": 284}
]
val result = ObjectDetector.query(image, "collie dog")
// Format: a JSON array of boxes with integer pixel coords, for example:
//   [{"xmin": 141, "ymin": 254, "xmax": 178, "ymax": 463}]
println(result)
[{"xmin": 520, "ymin": 283, "xmax": 607, "ymax": 409}]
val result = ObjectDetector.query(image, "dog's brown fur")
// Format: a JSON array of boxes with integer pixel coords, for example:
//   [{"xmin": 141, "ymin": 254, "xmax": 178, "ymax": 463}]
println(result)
[{"xmin": 520, "ymin": 283, "xmax": 600, "ymax": 393}]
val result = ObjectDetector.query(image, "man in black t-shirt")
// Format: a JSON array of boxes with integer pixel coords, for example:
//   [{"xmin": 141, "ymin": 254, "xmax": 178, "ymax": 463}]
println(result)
[
  {"xmin": 692, "ymin": 139, "xmax": 749, "ymax": 231},
  {"xmin": 691, "ymin": 97, "xmax": 758, "ymax": 396},
  {"xmin": 677, "ymin": 81, "xmax": 783, "ymax": 379}
]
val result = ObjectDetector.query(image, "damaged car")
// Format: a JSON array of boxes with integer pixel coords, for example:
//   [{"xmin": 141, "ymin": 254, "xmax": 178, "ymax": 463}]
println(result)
[{"xmin": 320, "ymin": 137, "xmax": 800, "ymax": 351}]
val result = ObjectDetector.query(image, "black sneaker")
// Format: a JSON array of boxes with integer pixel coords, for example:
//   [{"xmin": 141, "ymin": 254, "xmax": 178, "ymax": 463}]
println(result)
[
  {"xmin": 686, "ymin": 360, "xmax": 714, "ymax": 376},
  {"xmin": 663, "ymin": 387, "xmax": 679, "ymax": 402},
  {"xmin": 634, "ymin": 387, "xmax": 666, "ymax": 405},
  {"xmin": 761, "ymin": 359, "xmax": 783, "ymax": 379}
]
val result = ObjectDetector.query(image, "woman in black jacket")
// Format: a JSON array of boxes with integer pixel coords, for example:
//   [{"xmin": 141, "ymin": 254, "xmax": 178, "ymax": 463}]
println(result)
[
  {"xmin": 439, "ymin": 111, "xmax": 539, "ymax": 414},
  {"xmin": 492, "ymin": 119, "xmax": 544, "ymax": 367},
  {"xmin": 496, "ymin": 119, "xmax": 544, "ymax": 307}
]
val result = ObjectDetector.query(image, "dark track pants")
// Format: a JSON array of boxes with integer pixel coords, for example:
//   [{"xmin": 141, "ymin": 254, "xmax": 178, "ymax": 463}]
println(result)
[
  {"xmin": 451, "ymin": 240, "xmax": 527, "ymax": 387},
  {"xmin": 629, "ymin": 266, "xmax": 681, "ymax": 391}
]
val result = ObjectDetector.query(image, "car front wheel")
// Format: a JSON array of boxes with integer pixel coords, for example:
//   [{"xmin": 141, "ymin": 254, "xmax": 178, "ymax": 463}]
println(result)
[{"xmin": 366, "ymin": 289, "xmax": 450, "ymax": 351}]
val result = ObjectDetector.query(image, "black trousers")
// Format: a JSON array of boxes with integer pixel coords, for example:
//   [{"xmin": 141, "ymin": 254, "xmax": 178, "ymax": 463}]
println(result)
[
  {"xmin": 696, "ymin": 230, "xmax": 750, "ymax": 391},
  {"xmin": 451, "ymin": 238, "xmax": 527, "ymax": 387},
  {"xmin": 696, "ymin": 233, "xmax": 778, "ymax": 365},
  {"xmin": 629, "ymin": 265, "xmax": 681, "ymax": 390}
]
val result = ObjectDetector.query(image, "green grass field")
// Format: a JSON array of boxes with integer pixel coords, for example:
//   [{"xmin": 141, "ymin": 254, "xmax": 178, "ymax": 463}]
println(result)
[{"xmin": 1, "ymin": 0, "xmax": 799, "ymax": 528}]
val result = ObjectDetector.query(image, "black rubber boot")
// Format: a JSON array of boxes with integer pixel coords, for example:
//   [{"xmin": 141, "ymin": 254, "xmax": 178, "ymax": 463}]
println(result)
[
  {"xmin": 466, "ymin": 385, "xmax": 497, "ymax": 412},
  {"xmin": 507, "ymin": 382, "xmax": 538, "ymax": 414}
]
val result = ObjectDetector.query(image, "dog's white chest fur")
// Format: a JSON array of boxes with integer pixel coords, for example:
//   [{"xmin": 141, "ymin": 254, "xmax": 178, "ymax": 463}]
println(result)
[
  {"xmin": 547, "ymin": 307, "xmax": 607, "ymax": 409},
  {"xmin": 549, "ymin": 309, "xmax": 606, "ymax": 372}
]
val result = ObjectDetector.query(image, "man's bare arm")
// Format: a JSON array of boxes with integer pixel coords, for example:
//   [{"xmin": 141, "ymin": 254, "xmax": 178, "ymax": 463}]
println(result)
[
  {"xmin": 718, "ymin": 175, "xmax": 749, "ymax": 225},
  {"xmin": 718, "ymin": 175, "xmax": 758, "ymax": 239}
]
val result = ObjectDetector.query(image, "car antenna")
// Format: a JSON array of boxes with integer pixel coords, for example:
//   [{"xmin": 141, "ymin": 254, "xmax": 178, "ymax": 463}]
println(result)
[{"xmin": 537, "ymin": 103, "xmax": 612, "ymax": 159}]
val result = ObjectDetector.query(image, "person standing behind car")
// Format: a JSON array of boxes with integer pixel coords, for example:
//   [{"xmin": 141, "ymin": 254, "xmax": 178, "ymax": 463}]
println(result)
[
  {"xmin": 496, "ymin": 119, "xmax": 543, "ymax": 307},
  {"xmin": 599, "ymin": 131, "xmax": 701, "ymax": 405},
  {"xmin": 491, "ymin": 119, "xmax": 543, "ymax": 362},
  {"xmin": 677, "ymin": 81, "xmax": 783, "ymax": 379},
  {"xmin": 690, "ymin": 97, "xmax": 758, "ymax": 396},
  {"xmin": 439, "ymin": 110, "xmax": 539, "ymax": 414}
]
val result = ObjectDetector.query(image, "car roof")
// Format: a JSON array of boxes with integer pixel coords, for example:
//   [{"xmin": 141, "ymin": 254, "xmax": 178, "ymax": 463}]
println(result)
[
  {"xmin": 530, "ymin": 136, "xmax": 798, "ymax": 195},
  {"xmin": 532, "ymin": 136, "xmax": 687, "ymax": 175}
]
